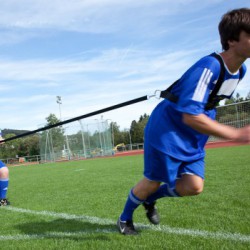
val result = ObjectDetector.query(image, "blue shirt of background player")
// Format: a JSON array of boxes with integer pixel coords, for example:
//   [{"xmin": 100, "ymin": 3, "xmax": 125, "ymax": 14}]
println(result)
[{"xmin": 145, "ymin": 53, "xmax": 247, "ymax": 162}]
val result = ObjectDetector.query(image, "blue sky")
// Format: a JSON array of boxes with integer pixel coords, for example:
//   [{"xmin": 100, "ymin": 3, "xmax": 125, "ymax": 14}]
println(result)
[{"xmin": 0, "ymin": 0, "xmax": 249, "ymax": 131}]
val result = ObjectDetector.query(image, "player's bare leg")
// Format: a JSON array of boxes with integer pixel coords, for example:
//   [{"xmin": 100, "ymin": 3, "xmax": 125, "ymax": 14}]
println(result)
[
  {"xmin": 0, "ymin": 166, "xmax": 10, "ymax": 206},
  {"xmin": 176, "ymin": 174, "xmax": 204, "ymax": 196},
  {"xmin": 132, "ymin": 178, "xmax": 161, "ymax": 200}
]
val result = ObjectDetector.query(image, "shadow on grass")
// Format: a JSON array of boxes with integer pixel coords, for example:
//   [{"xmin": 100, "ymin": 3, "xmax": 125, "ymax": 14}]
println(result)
[{"xmin": 16, "ymin": 218, "xmax": 117, "ymax": 241}]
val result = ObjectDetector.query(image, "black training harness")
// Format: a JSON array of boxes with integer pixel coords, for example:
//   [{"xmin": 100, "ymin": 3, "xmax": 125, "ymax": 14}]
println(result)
[{"xmin": 160, "ymin": 53, "xmax": 244, "ymax": 110}]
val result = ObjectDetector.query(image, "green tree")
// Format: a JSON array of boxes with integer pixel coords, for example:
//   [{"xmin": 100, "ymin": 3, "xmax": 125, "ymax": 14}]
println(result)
[
  {"xmin": 235, "ymin": 93, "xmax": 244, "ymax": 103},
  {"xmin": 110, "ymin": 122, "xmax": 123, "ymax": 146},
  {"xmin": 46, "ymin": 113, "xmax": 61, "ymax": 126},
  {"xmin": 40, "ymin": 114, "xmax": 65, "ymax": 153},
  {"xmin": 245, "ymin": 91, "xmax": 250, "ymax": 100},
  {"xmin": 130, "ymin": 113, "xmax": 149, "ymax": 143},
  {"xmin": 225, "ymin": 98, "xmax": 235, "ymax": 105},
  {"xmin": 0, "ymin": 132, "xmax": 40, "ymax": 159},
  {"xmin": 18, "ymin": 135, "xmax": 40, "ymax": 156},
  {"xmin": 225, "ymin": 92, "xmax": 245, "ymax": 105},
  {"xmin": 0, "ymin": 133, "xmax": 20, "ymax": 159}
]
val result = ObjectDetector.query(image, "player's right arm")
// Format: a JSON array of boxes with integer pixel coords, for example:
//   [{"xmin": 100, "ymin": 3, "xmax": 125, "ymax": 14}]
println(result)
[{"xmin": 183, "ymin": 113, "xmax": 250, "ymax": 143}]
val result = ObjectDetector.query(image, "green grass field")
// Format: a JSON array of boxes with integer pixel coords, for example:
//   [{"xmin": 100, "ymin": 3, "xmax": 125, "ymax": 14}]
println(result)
[{"xmin": 1, "ymin": 145, "xmax": 250, "ymax": 249}]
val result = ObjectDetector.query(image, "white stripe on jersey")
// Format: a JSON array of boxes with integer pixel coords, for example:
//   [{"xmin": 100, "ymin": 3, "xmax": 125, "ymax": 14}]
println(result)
[
  {"xmin": 217, "ymin": 78, "xmax": 238, "ymax": 96},
  {"xmin": 192, "ymin": 68, "xmax": 213, "ymax": 102}
]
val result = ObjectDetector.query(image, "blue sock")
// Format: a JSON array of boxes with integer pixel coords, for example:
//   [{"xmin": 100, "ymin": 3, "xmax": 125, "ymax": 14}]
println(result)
[
  {"xmin": 0, "ymin": 178, "xmax": 8, "ymax": 199},
  {"xmin": 120, "ymin": 189, "xmax": 145, "ymax": 222},
  {"xmin": 145, "ymin": 184, "xmax": 180, "ymax": 204}
]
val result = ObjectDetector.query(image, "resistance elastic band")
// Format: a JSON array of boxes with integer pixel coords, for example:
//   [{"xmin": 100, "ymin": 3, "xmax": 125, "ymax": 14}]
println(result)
[{"xmin": 1, "ymin": 95, "xmax": 151, "ymax": 143}]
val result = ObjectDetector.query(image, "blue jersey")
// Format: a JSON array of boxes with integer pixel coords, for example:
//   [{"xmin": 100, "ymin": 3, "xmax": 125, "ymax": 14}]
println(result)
[{"xmin": 145, "ymin": 53, "xmax": 247, "ymax": 161}]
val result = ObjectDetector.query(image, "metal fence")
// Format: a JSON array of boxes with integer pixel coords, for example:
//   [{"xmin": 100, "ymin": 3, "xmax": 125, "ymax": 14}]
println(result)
[
  {"xmin": 208, "ymin": 100, "xmax": 250, "ymax": 141},
  {"xmin": 39, "ymin": 118, "xmax": 113, "ymax": 163},
  {"xmin": 1, "ymin": 155, "xmax": 40, "ymax": 166}
]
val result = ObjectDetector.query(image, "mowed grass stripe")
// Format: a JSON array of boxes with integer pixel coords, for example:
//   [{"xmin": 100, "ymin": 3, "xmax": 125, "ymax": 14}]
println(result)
[{"xmin": 4, "ymin": 206, "xmax": 250, "ymax": 242}]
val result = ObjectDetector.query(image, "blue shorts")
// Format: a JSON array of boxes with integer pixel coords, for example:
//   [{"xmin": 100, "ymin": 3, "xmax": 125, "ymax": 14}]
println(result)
[
  {"xmin": 0, "ymin": 161, "xmax": 6, "ymax": 169},
  {"xmin": 144, "ymin": 145, "xmax": 205, "ymax": 189}
]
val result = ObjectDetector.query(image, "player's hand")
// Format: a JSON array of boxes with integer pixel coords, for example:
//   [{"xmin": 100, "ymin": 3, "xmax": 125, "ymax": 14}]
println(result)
[{"xmin": 235, "ymin": 125, "xmax": 250, "ymax": 143}]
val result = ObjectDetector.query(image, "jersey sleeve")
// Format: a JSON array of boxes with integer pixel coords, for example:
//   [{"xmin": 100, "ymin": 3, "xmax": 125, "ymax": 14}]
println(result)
[{"xmin": 174, "ymin": 57, "xmax": 220, "ymax": 115}]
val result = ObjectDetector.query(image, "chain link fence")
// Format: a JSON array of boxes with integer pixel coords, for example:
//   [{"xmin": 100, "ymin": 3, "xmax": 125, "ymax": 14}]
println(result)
[
  {"xmin": 208, "ymin": 100, "xmax": 250, "ymax": 141},
  {"xmin": 39, "ymin": 118, "xmax": 113, "ymax": 163}
]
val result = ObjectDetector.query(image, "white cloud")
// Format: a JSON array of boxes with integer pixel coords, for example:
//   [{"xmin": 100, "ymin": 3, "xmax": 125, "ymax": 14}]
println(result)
[
  {"xmin": 0, "ymin": 48, "xmax": 195, "ymax": 83},
  {"xmin": 0, "ymin": 0, "xmax": 223, "ymax": 35}
]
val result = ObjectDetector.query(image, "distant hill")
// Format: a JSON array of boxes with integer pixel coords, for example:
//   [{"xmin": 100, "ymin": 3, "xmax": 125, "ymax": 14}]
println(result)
[{"xmin": 1, "ymin": 129, "xmax": 30, "ymax": 137}]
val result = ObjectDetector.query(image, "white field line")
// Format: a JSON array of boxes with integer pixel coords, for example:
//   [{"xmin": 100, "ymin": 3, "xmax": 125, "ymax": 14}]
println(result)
[
  {"xmin": 3, "ymin": 206, "xmax": 250, "ymax": 243},
  {"xmin": 0, "ymin": 229, "xmax": 115, "ymax": 241},
  {"xmin": 4, "ymin": 206, "xmax": 113, "ymax": 225}
]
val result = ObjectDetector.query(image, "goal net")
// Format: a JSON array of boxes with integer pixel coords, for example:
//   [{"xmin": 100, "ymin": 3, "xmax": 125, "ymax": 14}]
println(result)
[{"xmin": 39, "ymin": 118, "xmax": 113, "ymax": 163}]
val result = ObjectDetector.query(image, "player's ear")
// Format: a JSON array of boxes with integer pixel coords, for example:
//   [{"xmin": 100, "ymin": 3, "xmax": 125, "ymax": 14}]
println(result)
[{"xmin": 227, "ymin": 39, "xmax": 236, "ymax": 48}]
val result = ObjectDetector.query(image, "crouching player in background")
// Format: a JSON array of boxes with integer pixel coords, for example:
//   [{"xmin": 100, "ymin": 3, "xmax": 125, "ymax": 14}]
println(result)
[{"xmin": 0, "ymin": 132, "xmax": 10, "ymax": 206}]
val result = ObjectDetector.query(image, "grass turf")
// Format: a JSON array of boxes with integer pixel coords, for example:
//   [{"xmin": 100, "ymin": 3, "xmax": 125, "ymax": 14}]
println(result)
[{"xmin": 0, "ymin": 145, "xmax": 249, "ymax": 249}]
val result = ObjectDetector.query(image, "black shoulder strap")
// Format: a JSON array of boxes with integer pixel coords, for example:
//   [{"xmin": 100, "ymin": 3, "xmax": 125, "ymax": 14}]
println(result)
[
  {"xmin": 204, "ymin": 53, "xmax": 226, "ymax": 110},
  {"xmin": 160, "ymin": 53, "xmax": 226, "ymax": 105},
  {"xmin": 160, "ymin": 79, "xmax": 179, "ymax": 103},
  {"xmin": 160, "ymin": 53, "xmax": 243, "ymax": 109},
  {"xmin": 207, "ymin": 53, "xmax": 226, "ymax": 99},
  {"xmin": 205, "ymin": 53, "xmax": 243, "ymax": 110},
  {"xmin": 239, "ymin": 66, "xmax": 244, "ymax": 80}
]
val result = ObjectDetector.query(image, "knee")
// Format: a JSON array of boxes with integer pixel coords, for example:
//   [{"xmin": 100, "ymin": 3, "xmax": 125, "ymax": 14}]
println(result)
[
  {"xmin": 178, "ymin": 184, "xmax": 203, "ymax": 196},
  {"xmin": 133, "ymin": 178, "xmax": 161, "ymax": 199},
  {"xmin": 0, "ymin": 167, "xmax": 9, "ymax": 179},
  {"xmin": 176, "ymin": 176, "xmax": 204, "ymax": 196},
  {"xmin": 187, "ymin": 184, "xmax": 203, "ymax": 196},
  {"xmin": 140, "ymin": 178, "xmax": 161, "ymax": 191}
]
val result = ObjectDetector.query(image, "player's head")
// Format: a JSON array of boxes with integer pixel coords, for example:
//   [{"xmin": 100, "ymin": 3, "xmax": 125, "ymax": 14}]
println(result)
[{"xmin": 219, "ymin": 8, "xmax": 250, "ymax": 51}]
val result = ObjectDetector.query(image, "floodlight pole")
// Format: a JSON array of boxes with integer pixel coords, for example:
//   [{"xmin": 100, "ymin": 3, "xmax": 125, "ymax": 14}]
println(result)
[
  {"xmin": 56, "ymin": 96, "xmax": 70, "ymax": 159},
  {"xmin": 127, "ymin": 129, "xmax": 132, "ymax": 150},
  {"xmin": 106, "ymin": 119, "xmax": 114, "ymax": 148},
  {"xmin": 56, "ymin": 96, "xmax": 62, "ymax": 121},
  {"xmin": 100, "ymin": 116, "xmax": 107, "ymax": 153},
  {"xmin": 78, "ymin": 120, "xmax": 87, "ymax": 158},
  {"xmin": 95, "ymin": 119, "xmax": 103, "ymax": 155}
]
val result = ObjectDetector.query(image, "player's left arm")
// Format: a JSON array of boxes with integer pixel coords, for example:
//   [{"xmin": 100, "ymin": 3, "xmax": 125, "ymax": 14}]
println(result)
[{"xmin": 183, "ymin": 113, "xmax": 250, "ymax": 143}]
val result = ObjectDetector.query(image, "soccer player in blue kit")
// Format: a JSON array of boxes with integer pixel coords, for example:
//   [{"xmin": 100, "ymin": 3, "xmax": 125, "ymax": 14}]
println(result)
[
  {"xmin": 117, "ymin": 8, "xmax": 250, "ymax": 235},
  {"xmin": 0, "ymin": 132, "xmax": 10, "ymax": 206}
]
